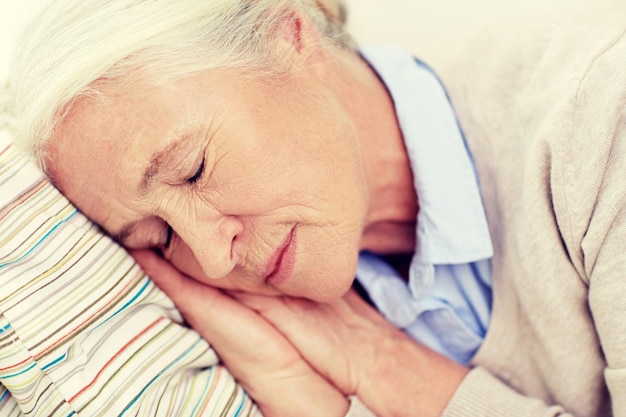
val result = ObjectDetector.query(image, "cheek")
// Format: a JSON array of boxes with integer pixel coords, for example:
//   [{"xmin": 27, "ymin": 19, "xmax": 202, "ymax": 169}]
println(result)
[
  {"xmin": 286, "ymin": 219, "xmax": 362, "ymax": 302},
  {"xmin": 212, "ymin": 94, "xmax": 363, "ymax": 209},
  {"xmin": 166, "ymin": 240, "xmax": 224, "ymax": 287},
  {"xmin": 295, "ymin": 244, "xmax": 358, "ymax": 302},
  {"xmin": 155, "ymin": 188, "xmax": 211, "ymax": 240},
  {"xmin": 219, "ymin": 144, "xmax": 362, "ymax": 212}
]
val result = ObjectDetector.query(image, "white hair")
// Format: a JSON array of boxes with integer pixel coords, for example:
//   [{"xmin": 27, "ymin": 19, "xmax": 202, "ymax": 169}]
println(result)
[{"xmin": 4, "ymin": 0, "xmax": 353, "ymax": 169}]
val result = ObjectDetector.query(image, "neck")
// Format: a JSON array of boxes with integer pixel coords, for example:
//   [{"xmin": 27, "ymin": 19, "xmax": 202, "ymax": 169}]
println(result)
[{"xmin": 329, "ymin": 49, "xmax": 418, "ymax": 254}]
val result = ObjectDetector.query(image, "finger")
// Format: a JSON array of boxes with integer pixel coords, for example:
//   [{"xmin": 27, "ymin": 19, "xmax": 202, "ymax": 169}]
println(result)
[
  {"xmin": 231, "ymin": 290, "xmax": 405, "ymax": 396},
  {"xmin": 132, "ymin": 249, "xmax": 223, "ymax": 319},
  {"xmin": 231, "ymin": 290, "xmax": 390, "ymax": 334},
  {"xmin": 229, "ymin": 292, "xmax": 329, "ymax": 329},
  {"xmin": 133, "ymin": 251, "xmax": 350, "ymax": 417},
  {"xmin": 132, "ymin": 250, "xmax": 298, "ymax": 370},
  {"xmin": 230, "ymin": 292, "xmax": 361, "ymax": 391}
]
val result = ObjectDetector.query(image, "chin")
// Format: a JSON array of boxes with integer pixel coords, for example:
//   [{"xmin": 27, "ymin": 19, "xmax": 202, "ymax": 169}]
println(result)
[
  {"xmin": 297, "ymin": 264, "xmax": 357, "ymax": 303},
  {"xmin": 313, "ymin": 284, "xmax": 355, "ymax": 303},
  {"xmin": 308, "ymin": 245, "xmax": 360, "ymax": 302}
]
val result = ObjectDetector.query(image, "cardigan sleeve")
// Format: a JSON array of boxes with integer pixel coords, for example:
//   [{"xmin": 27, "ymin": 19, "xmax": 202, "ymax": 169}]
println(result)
[
  {"xmin": 587, "ymin": 158, "xmax": 626, "ymax": 417},
  {"xmin": 442, "ymin": 368, "xmax": 569, "ymax": 417},
  {"xmin": 552, "ymin": 17, "xmax": 626, "ymax": 416},
  {"xmin": 434, "ymin": 4, "xmax": 626, "ymax": 416},
  {"xmin": 580, "ymin": 69, "xmax": 626, "ymax": 417}
]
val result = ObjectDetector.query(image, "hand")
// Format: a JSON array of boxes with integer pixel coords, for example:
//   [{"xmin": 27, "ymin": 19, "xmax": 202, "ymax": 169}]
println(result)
[
  {"xmin": 232, "ymin": 290, "xmax": 469, "ymax": 417},
  {"xmin": 132, "ymin": 249, "xmax": 349, "ymax": 417}
]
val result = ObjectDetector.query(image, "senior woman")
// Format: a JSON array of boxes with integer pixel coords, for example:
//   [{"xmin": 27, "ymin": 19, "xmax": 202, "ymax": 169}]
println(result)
[{"xmin": 6, "ymin": 0, "xmax": 626, "ymax": 416}]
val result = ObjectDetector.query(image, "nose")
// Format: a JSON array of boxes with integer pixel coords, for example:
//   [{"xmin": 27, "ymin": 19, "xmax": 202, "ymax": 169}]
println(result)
[{"xmin": 172, "ymin": 214, "xmax": 243, "ymax": 280}]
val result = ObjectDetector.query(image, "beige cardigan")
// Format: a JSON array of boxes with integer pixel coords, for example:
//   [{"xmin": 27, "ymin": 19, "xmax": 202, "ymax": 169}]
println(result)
[
  {"xmin": 435, "ymin": 4, "xmax": 626, "ymax": 417},
  {"xmin": 349, "ymin": 4, "xmax": 626, "ymax": 417}
]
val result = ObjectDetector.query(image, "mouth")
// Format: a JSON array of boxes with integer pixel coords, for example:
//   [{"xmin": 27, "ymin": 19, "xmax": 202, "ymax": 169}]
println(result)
[{"xmin": 264, "ymin": 226, "xmax": 297, "ymax": 286}]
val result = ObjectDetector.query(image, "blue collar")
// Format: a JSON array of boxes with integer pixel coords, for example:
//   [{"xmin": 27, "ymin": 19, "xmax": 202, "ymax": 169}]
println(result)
[{"xmin": 361, "ymin": 46, "xmax": 493, "ymax": 298}]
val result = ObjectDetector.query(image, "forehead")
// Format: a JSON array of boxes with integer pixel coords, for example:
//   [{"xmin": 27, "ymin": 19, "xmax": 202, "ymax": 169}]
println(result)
[
  {"xmin": 45, "ymin": 68, "xmax": 285, "ymax": 203},
  {"xmin": 49, "ymin": 76, "xmax": 198, "ymax": 172},
  {"xmin": 44, "ymin": 78, "xmax": 194, "ymax": 221}
]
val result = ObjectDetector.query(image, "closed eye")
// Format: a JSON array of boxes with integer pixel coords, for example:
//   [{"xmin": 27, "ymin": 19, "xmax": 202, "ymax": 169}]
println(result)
[
  {"xmin": 187, "ymin": 156, "xmax": 205, "ymax": 184},
  {"xmin": 164, "ymin": 224, "xmax": 173, "ymax": 248},
  {"xmin": 153, "ymin": 224, "xmax": 174, "ymax": 258}
]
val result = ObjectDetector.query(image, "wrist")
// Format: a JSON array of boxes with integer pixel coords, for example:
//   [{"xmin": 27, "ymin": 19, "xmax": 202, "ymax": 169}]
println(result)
[{"xmin": 357, "ymin": 330, "xmax": 468, "ymax": 417}]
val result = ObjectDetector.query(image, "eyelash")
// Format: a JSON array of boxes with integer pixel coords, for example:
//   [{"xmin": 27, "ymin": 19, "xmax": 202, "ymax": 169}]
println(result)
[
  {"xmin": 164, "ymin": 225, "xmax": 173, "ymax": 249},
  {"xmin": 187, "ymin": 156, "xmax": 205, "ymax": 184}
]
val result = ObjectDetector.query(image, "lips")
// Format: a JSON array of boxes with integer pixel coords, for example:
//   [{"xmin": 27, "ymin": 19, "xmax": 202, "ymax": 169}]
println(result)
[{"xmin": 264, "ymin": 227, "xmax": 296, "ymax": 286}]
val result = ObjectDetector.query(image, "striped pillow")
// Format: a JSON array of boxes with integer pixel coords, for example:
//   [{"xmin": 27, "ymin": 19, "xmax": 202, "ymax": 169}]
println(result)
[{"xmin": 0, "ymin": 135, "xmax": 259, "ymax": 417}]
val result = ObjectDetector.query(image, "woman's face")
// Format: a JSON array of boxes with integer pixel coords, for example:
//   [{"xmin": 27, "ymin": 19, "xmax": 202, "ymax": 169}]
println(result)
[{"xmin": 47, "ymin": 66, "xmax": 369, "ymax": 302}]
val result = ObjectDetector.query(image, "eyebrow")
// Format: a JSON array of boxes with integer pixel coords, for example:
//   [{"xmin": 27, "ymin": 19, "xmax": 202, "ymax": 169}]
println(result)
[
  {"xmin": 139, "ymin": 136, "xmax": 189, "ymax": 195},
  {"xmin": 117, "ymin": 134, "xmax": 195, "ymax": 246}
]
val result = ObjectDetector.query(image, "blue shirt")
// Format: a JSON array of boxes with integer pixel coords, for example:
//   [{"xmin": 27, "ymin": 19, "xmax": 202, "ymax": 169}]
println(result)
[{"xmin": 357, "ymin": 46, "xmax": 493, "ymax": 365}]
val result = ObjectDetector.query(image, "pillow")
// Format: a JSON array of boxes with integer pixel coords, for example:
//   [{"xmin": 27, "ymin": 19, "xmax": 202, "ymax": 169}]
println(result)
[{"xmin": 0, "ymin": 134, "xmax": 259, "ymax": 416}]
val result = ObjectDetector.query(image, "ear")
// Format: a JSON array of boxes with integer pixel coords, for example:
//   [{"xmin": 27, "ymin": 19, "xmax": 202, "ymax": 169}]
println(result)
[
  {"xmin": 280, "ymin": 10, "xmax": 304, "ymax": 52},
  {"xmin": 273, "ymin": 9, "xmax": 327, "ymax": 75}
]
